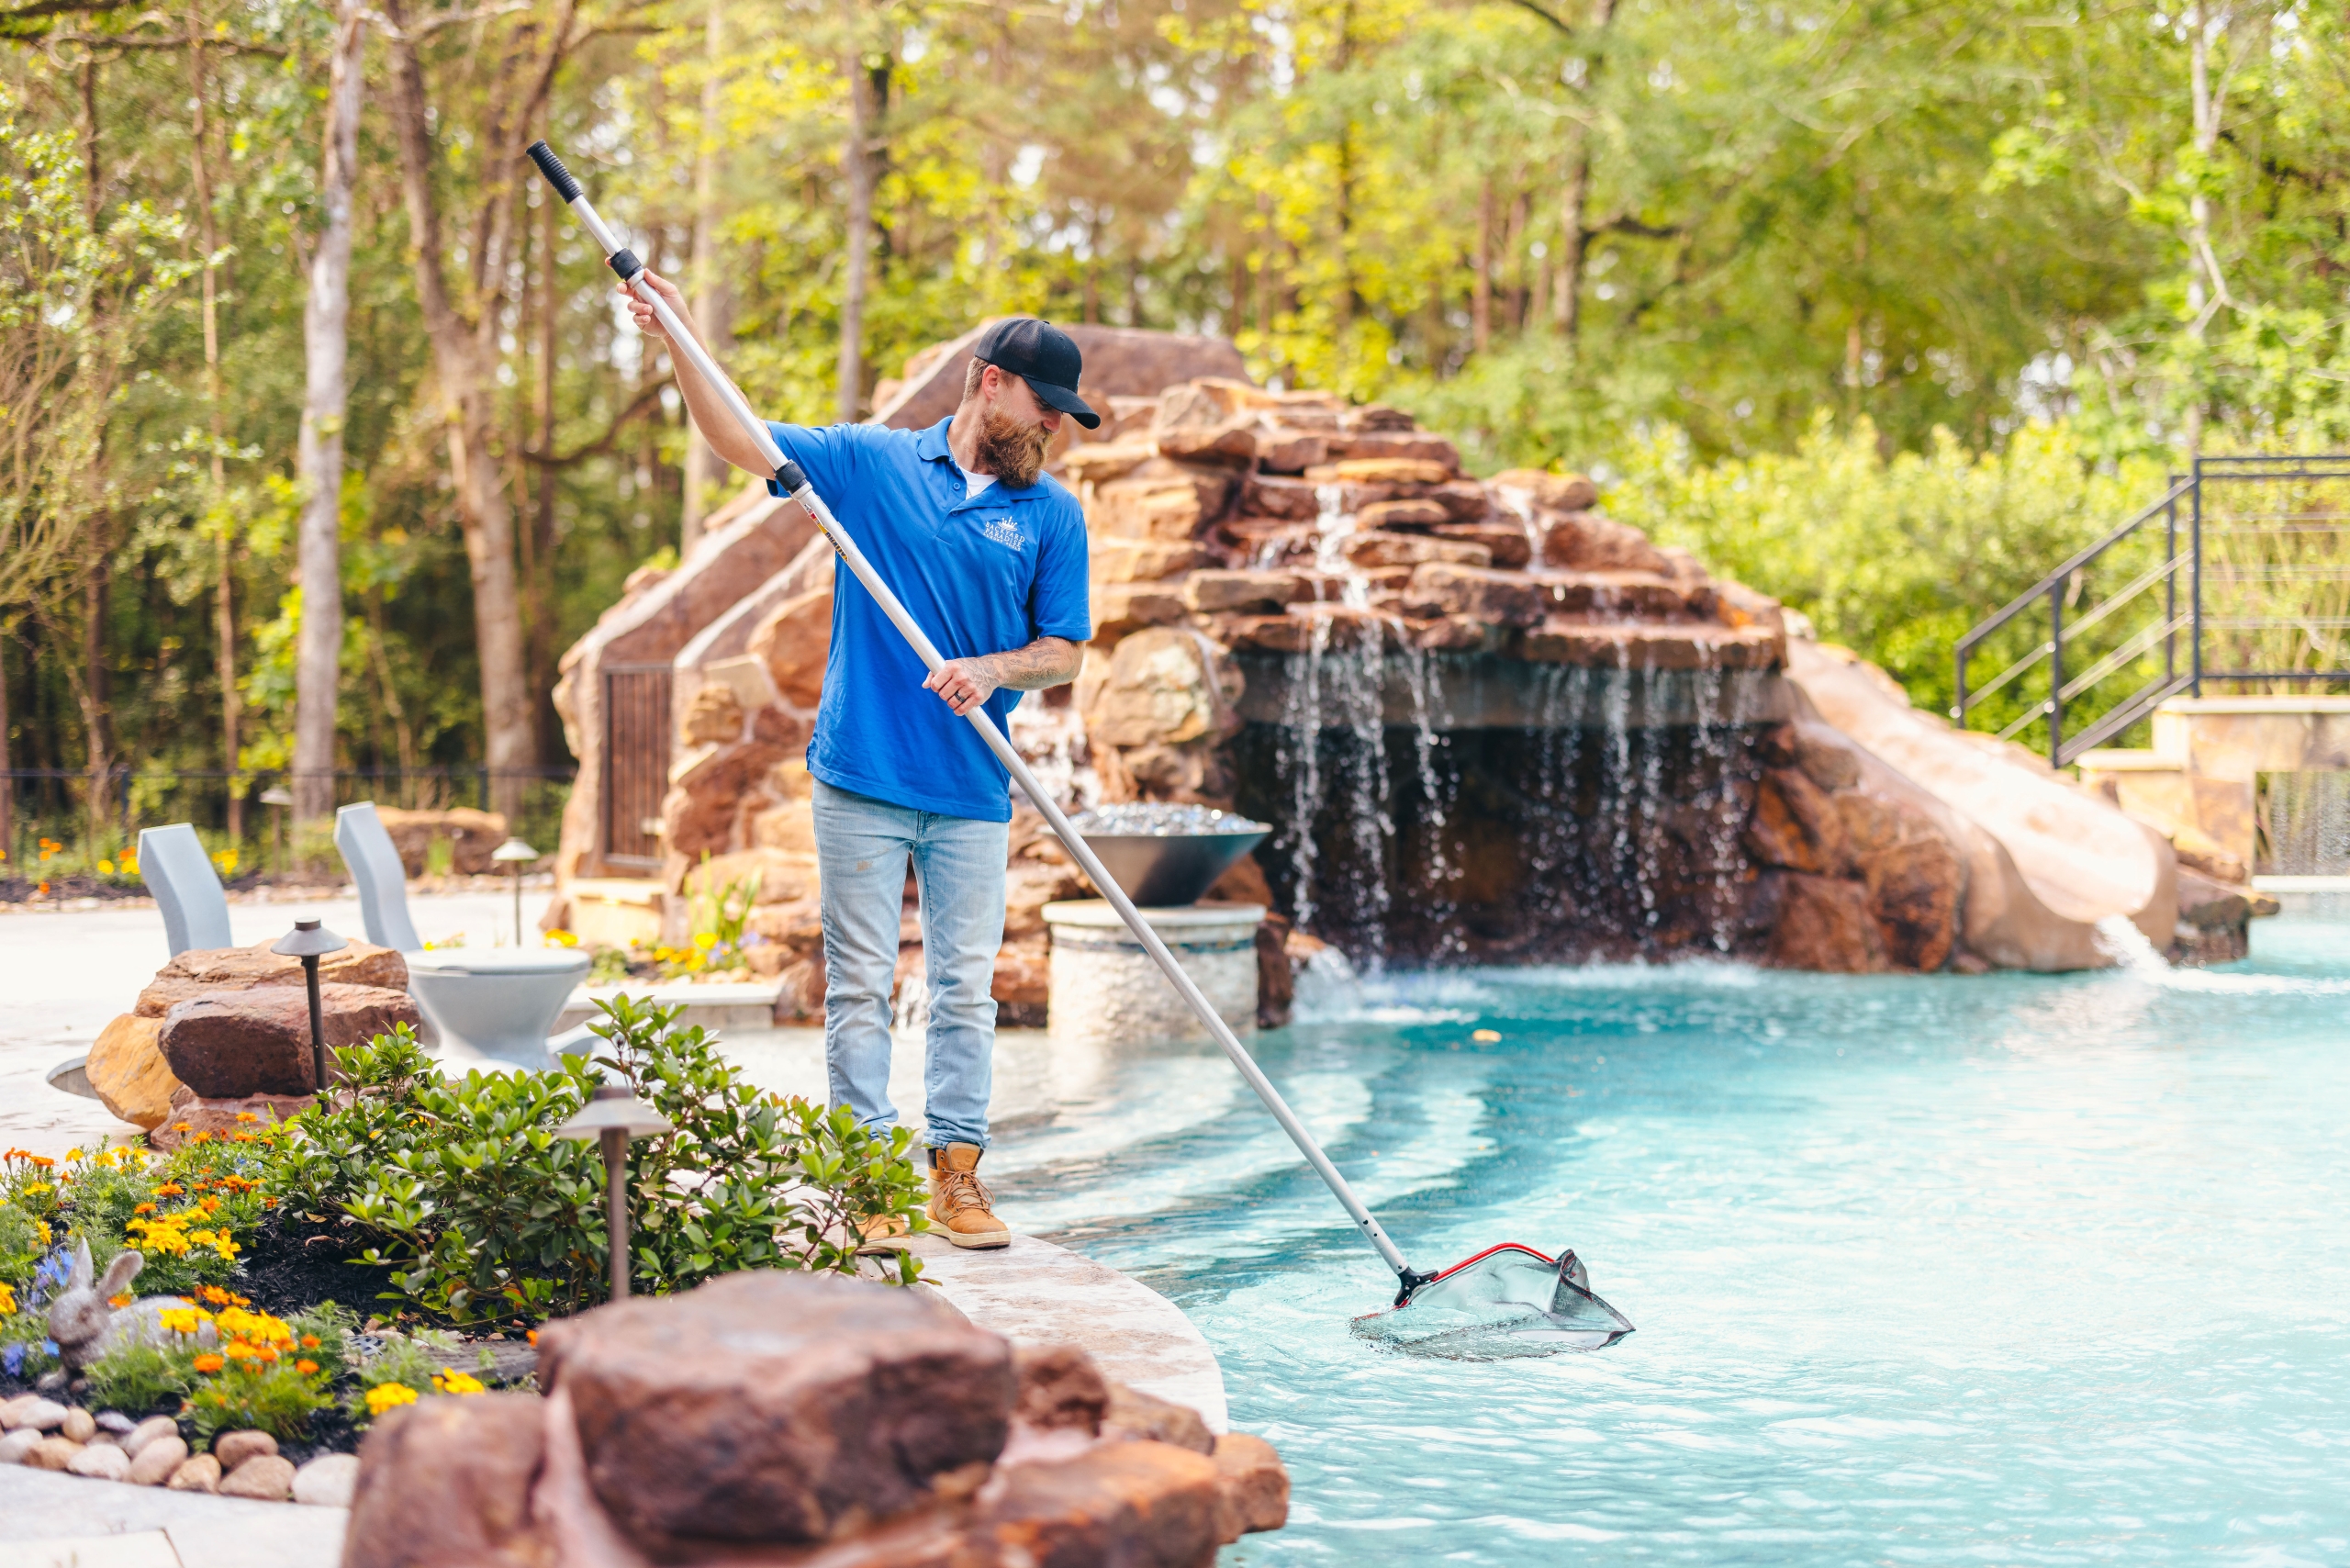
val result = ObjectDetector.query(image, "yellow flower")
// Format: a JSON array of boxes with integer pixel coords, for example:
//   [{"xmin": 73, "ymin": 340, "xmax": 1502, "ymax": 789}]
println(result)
[
  {"xmin": 365, "ymin": 1383, "xmax": 419, "ymax": 1416},
  {"xmin": 0, "ymin": 1282, "xmax": 15, "ymax": 1315},
  {"xmin": 157, "ymin": 1306, "xmax": 208, "ymax": 1336},
  {"xmin": 235, "ymin": 1112, "xmax": 258, "ymax": 1123},
  {"xmin": 543, "ymin": 929, "xmax": 580, "ymax": 947},
  {"xmin": 430, "ymin": 1370, "xmax": 487, "ymax": 1395},
  {"xmin": 97, "ymin": 860, "xmax": 113, "ymax": 875}
]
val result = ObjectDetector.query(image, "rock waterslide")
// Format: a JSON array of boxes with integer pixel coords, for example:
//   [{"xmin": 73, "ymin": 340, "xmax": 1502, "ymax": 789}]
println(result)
[{"xmin": 554, "ymin": 332, "xmax": 2182, "ymax": 983}]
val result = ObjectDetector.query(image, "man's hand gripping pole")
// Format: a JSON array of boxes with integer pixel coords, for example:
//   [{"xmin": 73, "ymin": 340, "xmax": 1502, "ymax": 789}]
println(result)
[{"xmin": 524, "ymin": 140, "xmax": 1427, "ymax": 1297}]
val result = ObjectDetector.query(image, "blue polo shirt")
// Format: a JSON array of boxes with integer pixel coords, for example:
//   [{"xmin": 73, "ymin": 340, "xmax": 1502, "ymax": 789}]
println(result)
[{"xmin": 763, "ymin": 417, "xmax": 1091, "ymax": 822}]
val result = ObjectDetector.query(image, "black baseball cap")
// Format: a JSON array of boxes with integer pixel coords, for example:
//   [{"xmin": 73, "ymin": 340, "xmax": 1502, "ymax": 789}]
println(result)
[{"xmin": 971, "ymin": 317, "xmax": 1100, "ymax": 429}]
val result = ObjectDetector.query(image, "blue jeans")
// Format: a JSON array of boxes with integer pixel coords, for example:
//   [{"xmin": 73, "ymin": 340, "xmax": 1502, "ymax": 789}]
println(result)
[{"xmin": 811, "ymin": 778, "xmax": 1008, "ymax": 1149}]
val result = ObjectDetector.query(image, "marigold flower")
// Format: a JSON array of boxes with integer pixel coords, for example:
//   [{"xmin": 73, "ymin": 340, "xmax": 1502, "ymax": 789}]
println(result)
[
  {"xmin": 0, "ymin": 1282, "xmax": 15, "ymax": 1315},
  {"xmin": 257, "ymin": 1345, "xmax": 280, "ymax": 1363},
  {"xmin": 153, "ymin": 1182, "xmax": 185, "ymax": 1196},
  {"xmin": 431, "ymin": 1370, "xmax": 487, "ymax": 1395},
  {"xmin": 107, "ymin": 1292, "xmax": 132, "ymax": 1308},
  {"xmin": 157, "ymin": 1307, "xmax": 206, "ymax": 1335},
  {"xmin": 193, "ymin": 1353, "xmax": 225, "ymax": 1374},
  {"xmin": 235, "ymin": 1112, "xmax": 258, "ymax": 1123},
  {"xmin": 296, "ymin": 1360, "xmax": 319, "ymax": 1375},
  {"xmin": 301, "ymin": 1335, "xmax": 320, "ymax": 1349},
  {"xmin": 172, "ymin": 1123, "xmax": 192, "ymax": 1133},
  {"xmin": 224, "ymin": 1340, "xmax": 256, "ymax": 1361},
  {"xmin": 133, "ymin": 1203, "xmax": 156, "ymax": 1215},
  {"xmin": 365, "ymin": 1383, "xmax": 419, "ymax": 1416}
]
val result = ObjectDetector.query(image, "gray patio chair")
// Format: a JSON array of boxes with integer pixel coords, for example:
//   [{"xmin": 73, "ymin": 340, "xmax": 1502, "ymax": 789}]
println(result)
[
  {"xmin": 335, "ymin": 801, "xmax": 591, "ymax": 1072},
  {"xmin": 139, "ymin": 823, "xmax": 234, "ymax": 957}
]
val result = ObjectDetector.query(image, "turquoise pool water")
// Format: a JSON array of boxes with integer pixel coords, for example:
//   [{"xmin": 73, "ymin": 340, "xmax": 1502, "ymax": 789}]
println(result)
[{"xmin": 992, "ymin": 900, "xmax": 2350, "ymax": 1566}]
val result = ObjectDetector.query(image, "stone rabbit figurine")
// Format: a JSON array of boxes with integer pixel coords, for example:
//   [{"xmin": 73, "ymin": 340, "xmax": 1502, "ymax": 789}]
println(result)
[{"xmin": 47, "ymin": 1238, "xmax": 146, "ymax": 1370}]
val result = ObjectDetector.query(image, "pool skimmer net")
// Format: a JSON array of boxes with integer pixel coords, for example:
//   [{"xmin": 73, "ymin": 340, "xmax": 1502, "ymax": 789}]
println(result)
[{"xmin": 1353, "ymin": 1244, "xmax": 1636, "ymax": 1360}]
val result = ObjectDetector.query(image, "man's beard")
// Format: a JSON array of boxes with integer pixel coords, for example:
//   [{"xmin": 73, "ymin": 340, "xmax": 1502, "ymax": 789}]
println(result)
[{"xmin": 975, "ymin": 405, "xmax": 1052, "ymax": 489}]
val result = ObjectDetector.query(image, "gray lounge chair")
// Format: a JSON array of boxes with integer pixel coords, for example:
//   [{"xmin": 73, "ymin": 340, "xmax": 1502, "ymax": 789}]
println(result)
[
  {"xmin": 139, "ymin": 823, "xmax": 233, "ymax": 957},
  {"xmin": 335, "ymin": 801, "xmax": 591, "ymax": 1072}
]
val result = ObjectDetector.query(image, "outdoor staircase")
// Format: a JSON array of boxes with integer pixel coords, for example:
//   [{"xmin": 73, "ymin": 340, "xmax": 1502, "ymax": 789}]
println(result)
[{"xmin": 1954, "ymin": 455, "xmax": 2350, "ymax": 878}]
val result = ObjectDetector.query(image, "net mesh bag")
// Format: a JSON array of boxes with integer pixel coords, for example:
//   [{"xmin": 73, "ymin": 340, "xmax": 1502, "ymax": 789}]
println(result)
[{"xmin": 1350, "ymin": 1244, "xmax": 1634, "ymax": 1361}]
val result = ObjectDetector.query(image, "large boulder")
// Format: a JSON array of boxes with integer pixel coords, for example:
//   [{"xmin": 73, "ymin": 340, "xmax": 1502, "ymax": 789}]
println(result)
[
  {"xmin": 534, "ymin": 1271, "xmax": 1016, "ymax": 1557},
  {"xmin": 136, "ymin": 939, "xmax": 409, "ymax": 1019},
  {"xmin": 86, "ymin": 1014, "xmax": 180, "ymax": 1130},
  {"xmin": 343, "ymin": 1394, "xmax": 550, "ymax": 1568},
  {"xmin": 158, "ymin": 982, "xmax": 420, "ymax": 1098}
]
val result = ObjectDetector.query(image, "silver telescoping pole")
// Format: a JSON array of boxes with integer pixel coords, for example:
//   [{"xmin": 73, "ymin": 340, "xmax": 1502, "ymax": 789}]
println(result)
[{"xmin": 526, "ymin": 140, "xmax": 1427, "ymax": 1295}]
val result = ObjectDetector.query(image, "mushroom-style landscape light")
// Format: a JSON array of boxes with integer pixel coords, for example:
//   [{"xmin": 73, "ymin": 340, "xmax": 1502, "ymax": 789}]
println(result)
[
  {"xmin": 260, "ymin": 786, "xmax": 294, "ymax": 875},
  {"xmin": 491, "ymin": 837, "xmax": 540, "ymax": 947},
  {"xmin": 270, "ymin": 917, "xmax": 350, "ymax": 1093},
  {"xmin": 554, "ymin": 1084, "xmax": 672, "ymax": 1301}
]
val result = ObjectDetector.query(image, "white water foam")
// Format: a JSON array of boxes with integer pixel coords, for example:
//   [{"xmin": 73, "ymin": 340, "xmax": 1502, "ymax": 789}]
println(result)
[{"xmin": 2094, "ymin": 913, "xmax": 2350, "ymax": 995}]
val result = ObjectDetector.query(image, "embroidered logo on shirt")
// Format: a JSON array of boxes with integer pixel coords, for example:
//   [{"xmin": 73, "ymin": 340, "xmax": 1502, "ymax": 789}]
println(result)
[{"xmin": 979, "ymin": 514, "xmax": 1025, "ymax": 552}]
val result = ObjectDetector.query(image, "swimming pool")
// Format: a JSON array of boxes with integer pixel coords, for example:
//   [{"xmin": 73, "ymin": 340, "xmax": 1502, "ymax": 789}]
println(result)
[{"xmin": 990, "ymin": 899, "xmax": 2350, "ymax": 1566}]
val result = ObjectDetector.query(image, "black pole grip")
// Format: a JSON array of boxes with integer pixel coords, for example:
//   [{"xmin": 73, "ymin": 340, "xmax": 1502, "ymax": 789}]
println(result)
[
  {"xmin": 777, "ymin": 459, "xmax": 809, "ymax": 493},
  {"xmin": 525, "ymin": 140, "xmax": 583, "ymax": 203}
]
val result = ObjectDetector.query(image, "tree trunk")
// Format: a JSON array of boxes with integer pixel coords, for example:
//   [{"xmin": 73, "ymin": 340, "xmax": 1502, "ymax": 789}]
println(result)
[
  {"xmin": 837, "ymin": 3, "xmax": 874, "ymax": 424},
  {"xmin": 294, "ymin": 0, "xmax": 364, "ymax": 825},
  {"xmin": 683, "ymin": 0, "xmax": 731, "ymax": 545},
  {"xmin": 189, "ymin": 10, "xmax": 242, "ymax": 846},
  {"xmin": 1553, "ymin": 0, "xmax": 1614, "ymax": 347},
  {"xmin": 1472, "ymin": 178, "xmax": 1494, "ymax": 353},
  {"xmin": 384, "ymin": 0, "xmax": 542, "ymax": 822}
]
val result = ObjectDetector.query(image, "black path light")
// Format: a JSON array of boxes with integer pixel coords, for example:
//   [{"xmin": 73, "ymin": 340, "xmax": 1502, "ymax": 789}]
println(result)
[
  {"xmin": 554, "ymin": 1085, "xmax": 672, "ymax": 1301},
  {"xmin": 271, "ymin": 917, "xmax": 349, "ymax": 1094},
  {"xmin": 491, "ymin": 837, "xmax": 540, "ymax": 947}
]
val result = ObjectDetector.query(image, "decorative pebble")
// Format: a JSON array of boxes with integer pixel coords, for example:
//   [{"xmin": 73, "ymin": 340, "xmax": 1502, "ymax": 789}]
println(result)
[
  {"xmin": 28, "ymin": 1437, "xmax": 83, "ymax": 1471},
  {"xmin": 0, "ymin": 1428, "xmax": 43, "ymax": 1464},
  {"xmin": 36, "ymin": 1370, "xmax": 66, "ymax": 1392},
  {"xmin": 59, "ymin": 1407, "xmax": 97, "ymax": 1443},
  {"xmin": 0, "ymin": 1394, "xmax": 34, "ymax": 1428},
  {"xmin": 218, "ymin": 1453, "xmax": 297, "ymax": 1500},
  {"xmin": 67, "ymin": 1442, "xmax": 132, "ymax": 1481},
  {"xmin": 95, "ymin": 1410, "xmax": 136, "ymax": 1435},
  {"xmin": 8, "ymin": 1399, "xmax": 70, "ymax": 1432},
  {"xmin": 129, "ymin": 1436, "xmax": 189, "ymax": 1486},
  {"xmin": 291, "ymin": 1451, "xmax": 361, "ymax": 1507},
  {"xmin": 213, "ymin": 1428, "xmax": 280, "ymax": 1472},
  {"xmin": 122, "ymin": 1415, "xmax": 180, "ymax": 1458},
  {"xmin": 166, "ymin": 1453, "xmax": 222, "ymax": 1492}
]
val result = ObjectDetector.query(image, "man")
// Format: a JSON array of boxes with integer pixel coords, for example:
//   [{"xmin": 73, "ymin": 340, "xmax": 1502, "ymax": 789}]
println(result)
[{"xmin": 620, "ymin": 273, "xmax": 1094, "ymax": 1250}]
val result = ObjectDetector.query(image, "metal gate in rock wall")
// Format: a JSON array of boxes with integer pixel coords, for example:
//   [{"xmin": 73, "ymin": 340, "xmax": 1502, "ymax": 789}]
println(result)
[{"xmin": 603, "ymin": 664, "xmax": 673, "ymax": 868}]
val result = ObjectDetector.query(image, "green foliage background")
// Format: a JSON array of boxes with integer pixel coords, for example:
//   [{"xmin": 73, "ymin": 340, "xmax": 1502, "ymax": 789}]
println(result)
[{"xmin": 5, "ymin": 0, "xmax": 2349, "ymax": 818}]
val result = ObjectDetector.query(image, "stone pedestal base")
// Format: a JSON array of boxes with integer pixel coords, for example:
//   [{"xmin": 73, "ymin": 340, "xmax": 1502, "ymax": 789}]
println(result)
[{"xmin": 1044, "ymin": 901, "xmax": 1264, "ymax": 1046}]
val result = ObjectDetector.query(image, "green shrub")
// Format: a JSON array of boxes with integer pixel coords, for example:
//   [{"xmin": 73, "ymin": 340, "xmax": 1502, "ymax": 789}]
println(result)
[
  {"xmin": 82, "ymin": 1338, "xmax": 188, "ymax": 1415},
  {"xmin": 269, "ymin": 1001, "xmax": 929, "ymax": 1327},
  {"xmin": 1605, "ymin": 414, "xmax": 2169, "ymax": 728}
]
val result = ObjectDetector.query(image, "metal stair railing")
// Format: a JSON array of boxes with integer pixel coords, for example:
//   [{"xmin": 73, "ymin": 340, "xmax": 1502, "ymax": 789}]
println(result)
[{"xmin": 1954, "ymin": 478, "xmax": 2193, "ymax": 768}]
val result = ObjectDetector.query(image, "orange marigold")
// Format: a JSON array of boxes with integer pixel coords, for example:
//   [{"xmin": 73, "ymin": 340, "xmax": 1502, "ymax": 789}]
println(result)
[
  {"xmin": 193, "ymin": 1353, "xmax": 225, "ymax": 1374},
  {"xmin": 296, "ymin": 1359, "xmax": 319, "ymax": 1374}
]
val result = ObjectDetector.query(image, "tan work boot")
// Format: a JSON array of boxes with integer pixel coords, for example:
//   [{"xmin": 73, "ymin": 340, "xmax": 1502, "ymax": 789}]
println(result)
[{"xmin": 927, "ymin": 1143, "xmax": 1011, "ymax": 1249}]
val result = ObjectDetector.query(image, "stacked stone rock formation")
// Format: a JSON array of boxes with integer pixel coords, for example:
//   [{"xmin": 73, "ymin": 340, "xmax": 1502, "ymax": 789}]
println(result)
[
  {"xmin": 559, "ymin": 333, "xmax": 2188, "ymax": 984},
  {"xmin": 341, "ymin": 1271, "xmax": 1285, "ymax": 1568}
]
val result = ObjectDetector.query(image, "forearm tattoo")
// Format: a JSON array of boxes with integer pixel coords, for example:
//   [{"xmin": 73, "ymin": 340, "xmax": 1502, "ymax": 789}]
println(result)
[{"xmin": 966, "ymin": 637, "xmax": 1080, "ymax": 691}]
